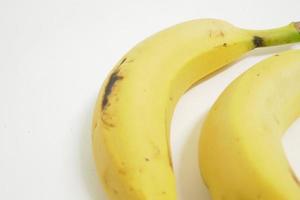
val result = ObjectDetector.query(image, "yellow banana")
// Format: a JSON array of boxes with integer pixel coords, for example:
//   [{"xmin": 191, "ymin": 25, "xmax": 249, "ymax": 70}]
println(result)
[
  {"xmin": 199, "ymin": 49, "xmax": 300, "ymax": 200},
  {"xmin": 93, "ymin": 19, "xmax": 300, "ymax": 200}
]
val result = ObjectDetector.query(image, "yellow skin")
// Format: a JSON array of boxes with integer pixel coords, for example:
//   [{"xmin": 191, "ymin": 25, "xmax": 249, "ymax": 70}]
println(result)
[
  {"xmin": 93, "ymin": 19, "xmax": 300, "ymax": 200},
  {"xmin": 200, "ymin": 50, "xmax": 300, "ymax": 200}
]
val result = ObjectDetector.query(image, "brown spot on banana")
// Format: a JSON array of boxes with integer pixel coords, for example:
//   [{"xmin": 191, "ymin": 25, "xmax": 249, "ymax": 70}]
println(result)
[
  {"xmin": 219, "ymin": 31, "xmax": 225, "ymax": 37},
  {"xmin": 101, "ymin": 114, "xmax": 115, "ymax": 128},
  {"xmin": 209, "ymin": 30, "xmax": 225, "ymax": 38},
  {"xmin": 253, "ymin": 36, "xmax": 264, "ymax": 47},
  {"xmin": 113, "ymin": 189, "xmax": 118, "ymax": 194},
  {"xmin": 118, "ymin": 169, "xmax": 127, "ymax": 175},
  {"xmin": 101, "ymin": 57, "xmax": 128, "ymax": 110},
  {"xmin": 101, "ymin": 70, "xmax": 124, "ymax": 110},
  {"xmin": 168, "ymin": 155, "xmax": 173, "ymax": 169}
]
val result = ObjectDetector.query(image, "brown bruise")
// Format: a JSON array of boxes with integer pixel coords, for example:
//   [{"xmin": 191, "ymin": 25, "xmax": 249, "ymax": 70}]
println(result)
[
  {"xmin": 101, "ymin": 57, "xmax": 127, "ymax": 111},
  {"xmin": 101, "ymin": 114, "xmax": 115, "ymax": 128},
  {"xmin": 253, "ymin": 36, "xmax": 264, "ymax": 47},
  {"xmin": 101, "ymin": 70, "xmax": 124, "ymax": 110}
]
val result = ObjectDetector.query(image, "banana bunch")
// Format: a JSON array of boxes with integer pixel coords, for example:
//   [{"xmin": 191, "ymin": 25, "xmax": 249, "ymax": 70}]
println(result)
[{"xmin": 92, "ymin": 19, "xmax": 300, "ymax": 200}]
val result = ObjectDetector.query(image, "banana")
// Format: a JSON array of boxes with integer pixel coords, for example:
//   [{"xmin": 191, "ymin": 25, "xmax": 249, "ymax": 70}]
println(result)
[
  {"xmin": 93, "ymin": 19, "xmax": 300, "ymax": 200},
  {"xmin": 199, "ymin": 49, "xmax": 300, "ymax": 200}
]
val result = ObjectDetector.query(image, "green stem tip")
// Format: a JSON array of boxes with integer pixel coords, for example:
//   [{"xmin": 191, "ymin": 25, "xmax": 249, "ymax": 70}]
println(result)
[{"xmin": 250, "ymin": 21, "xmax": 300, "ymax": 47}]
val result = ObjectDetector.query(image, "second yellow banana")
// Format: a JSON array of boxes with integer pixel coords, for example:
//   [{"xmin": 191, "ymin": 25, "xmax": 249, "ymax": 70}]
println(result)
[{"xmin": 200, "ymin": 50, "xmax": 300, "ymax": 200}]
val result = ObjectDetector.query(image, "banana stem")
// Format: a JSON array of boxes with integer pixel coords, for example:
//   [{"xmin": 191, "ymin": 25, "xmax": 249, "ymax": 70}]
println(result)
[{"xmin": 248, "ymin": 22, "xmax": 300, "ymax": 47}]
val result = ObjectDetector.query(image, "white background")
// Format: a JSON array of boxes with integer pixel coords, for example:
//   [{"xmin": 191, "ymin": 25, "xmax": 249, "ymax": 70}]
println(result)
[{"xmin": 1, "ymin": 0, "xmax": 300, "ymax": 199}]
